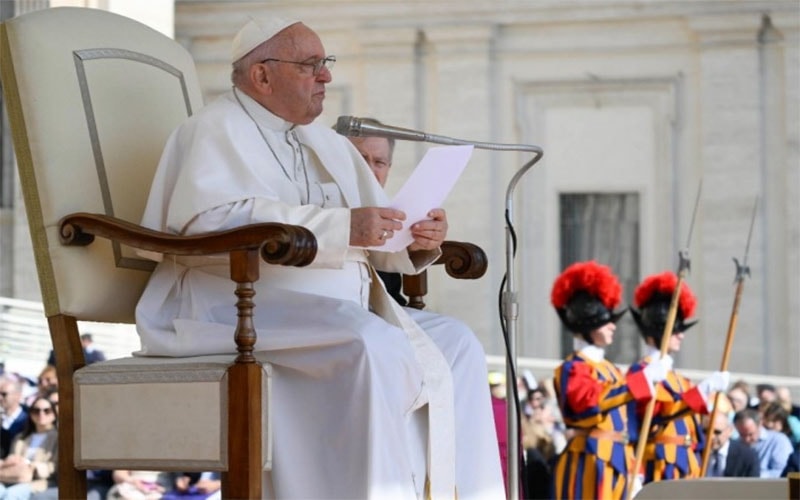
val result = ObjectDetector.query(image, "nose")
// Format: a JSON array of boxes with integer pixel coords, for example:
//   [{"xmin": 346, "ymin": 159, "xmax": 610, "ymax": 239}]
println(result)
[{"xmin": 317, "ymin": 66, "xmax": 332, "ymax": 83}]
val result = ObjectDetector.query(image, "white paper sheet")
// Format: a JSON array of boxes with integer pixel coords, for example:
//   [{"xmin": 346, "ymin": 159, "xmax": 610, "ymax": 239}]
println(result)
[{"xmin": 368, "ymin": 145, "xmax": 474, "ymax": 252}]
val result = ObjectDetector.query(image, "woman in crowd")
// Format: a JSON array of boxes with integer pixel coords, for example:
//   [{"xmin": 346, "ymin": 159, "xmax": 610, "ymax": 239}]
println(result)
[{"xmin": 0, "ymin": 396, "xmax": 57, "ymax": 499}]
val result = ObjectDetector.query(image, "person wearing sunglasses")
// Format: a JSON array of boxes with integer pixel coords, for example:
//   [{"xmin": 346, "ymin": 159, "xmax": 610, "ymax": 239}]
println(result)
[
  {"xmin": 703, "ymin": 410, "xmax": 759, "ymax": 477},
  {"xmin": 0, "ymin": 396, "xmax": 57, "ymax": 498}
]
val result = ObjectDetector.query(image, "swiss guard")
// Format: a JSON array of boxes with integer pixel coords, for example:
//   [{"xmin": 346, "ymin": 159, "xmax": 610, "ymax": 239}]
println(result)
[
  {"xmin": 551, "ymin": 261, "xmax": 669, "ymax": 500},
  {"xmin": 627, "ymin": 271, "xmax": 730, "ymax": 483}
]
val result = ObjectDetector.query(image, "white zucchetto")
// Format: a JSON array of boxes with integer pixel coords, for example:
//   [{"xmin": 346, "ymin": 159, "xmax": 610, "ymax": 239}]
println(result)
[{"xmin": 231, "ymin": 16, "xmax": 300, "ymax": 63}]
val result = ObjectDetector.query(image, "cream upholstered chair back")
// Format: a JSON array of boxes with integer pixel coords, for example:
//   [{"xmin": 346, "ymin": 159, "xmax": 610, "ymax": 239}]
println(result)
[{"xmin": 1, "ymin": 6, "xmax": 203, "ymax": 323}]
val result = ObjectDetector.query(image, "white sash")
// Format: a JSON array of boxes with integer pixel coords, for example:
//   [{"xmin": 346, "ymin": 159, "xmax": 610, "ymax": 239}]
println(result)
[{"xmin": 368, "ymin": 266, "xmax": 456, "ymax": 499}]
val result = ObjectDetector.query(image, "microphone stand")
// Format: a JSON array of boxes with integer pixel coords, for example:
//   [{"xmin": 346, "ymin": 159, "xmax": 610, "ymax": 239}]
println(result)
[
  {"xmin": 337, "ymin": 117, "xmax": 544, "ymax": 498},
  {"xmin": 407, "ymin": 133, "xmax": 544, "ymax": 499}
]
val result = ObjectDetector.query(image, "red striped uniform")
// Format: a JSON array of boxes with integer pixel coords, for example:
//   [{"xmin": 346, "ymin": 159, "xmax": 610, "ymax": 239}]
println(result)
[
  {"xmin": 553, "ymin": 352, "xmax": 652, "ymax": 499},
  {"xmin": 628, "ymin": 356, "xmax": 708, "ymax": 483}
]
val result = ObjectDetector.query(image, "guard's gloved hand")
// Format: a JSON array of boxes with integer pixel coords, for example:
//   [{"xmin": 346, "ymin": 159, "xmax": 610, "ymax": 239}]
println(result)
[
  {"xmin": 643, "ymin": 355, "xmax": 673, "ymax": 384},
  {"xmin": 697, "ymin": 370, "xmax": 731, "ymax": 398}
]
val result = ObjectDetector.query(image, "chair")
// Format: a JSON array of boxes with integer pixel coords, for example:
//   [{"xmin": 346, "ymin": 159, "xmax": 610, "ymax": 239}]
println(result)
[
  {"xmin": 1, "ymin": 7, "xmax": 315, "ymax": 498},
  {"xmin": 1, "ymin": 6, "xmax": 488, "ymax": 500}
]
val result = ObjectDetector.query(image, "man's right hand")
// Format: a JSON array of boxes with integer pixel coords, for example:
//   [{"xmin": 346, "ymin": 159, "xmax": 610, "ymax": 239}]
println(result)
[{"xmin": 350, "ymin": 207, "xmax": 405, "ymax": 247}]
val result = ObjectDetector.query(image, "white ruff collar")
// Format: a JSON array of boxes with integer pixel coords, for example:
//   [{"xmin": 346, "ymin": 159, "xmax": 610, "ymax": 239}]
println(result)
[{"xmin": 574, "ymin": 338, "xmax": 605, "ymax": 362}]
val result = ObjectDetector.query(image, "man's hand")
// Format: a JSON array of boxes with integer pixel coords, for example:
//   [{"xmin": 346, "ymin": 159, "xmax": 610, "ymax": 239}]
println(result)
[
  {"xmin": 350, "ymin": 207, "xmax": 405, "ymax": 247},
  {"xmin": 408, "ymin": 208, "xmax": 448, "ymax": 252}
]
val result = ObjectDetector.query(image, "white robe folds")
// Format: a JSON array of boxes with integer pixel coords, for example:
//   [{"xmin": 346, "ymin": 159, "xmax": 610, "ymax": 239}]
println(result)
[{"xmin": 135, "ymin": 89, "xmax": 504, "ymax": 499}]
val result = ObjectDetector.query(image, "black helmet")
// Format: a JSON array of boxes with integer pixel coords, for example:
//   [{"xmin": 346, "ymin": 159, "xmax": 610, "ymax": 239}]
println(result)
[
  {"xmin": 551, "ymin": 261, "xmax": 627, "ymax": 342},
  {"xmin": 631, "ymin": 271, "xmax": 697, "ymax": 345}
]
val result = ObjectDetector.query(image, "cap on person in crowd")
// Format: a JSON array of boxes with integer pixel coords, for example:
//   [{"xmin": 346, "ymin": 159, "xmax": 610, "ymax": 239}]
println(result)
[
  {"xmin": 488, "ymin": 371, "xmax": 506, "ymax": 387},
  {"xmin": 630, "ymin": 271, "xmax": 697, "ymax": 345},
  {"xmin": 231, "ymin": 15, "xmax": 301, "ymax": 63},
  {"xmin": 550, "ymin": 261, "xmax": 626, "ymax": 343}
]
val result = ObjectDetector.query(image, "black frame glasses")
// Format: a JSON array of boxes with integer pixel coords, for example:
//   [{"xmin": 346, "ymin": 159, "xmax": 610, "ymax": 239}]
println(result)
[
  {"xmin": 260, "ymin": 56, "xmax": 336, "ymax": 76},
  {"xmin": 30, "ymin": 407, "xmax": 53, "ymax": 415}
]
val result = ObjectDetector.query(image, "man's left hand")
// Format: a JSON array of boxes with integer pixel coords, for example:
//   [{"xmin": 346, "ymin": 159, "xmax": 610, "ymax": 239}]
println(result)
[{"xmin": 408, "ymin": 208, "xmax": 448, "ymax": 251}]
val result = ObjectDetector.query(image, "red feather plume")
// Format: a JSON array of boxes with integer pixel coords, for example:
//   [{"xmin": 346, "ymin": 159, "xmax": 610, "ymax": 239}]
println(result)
[
  {"xmin": 633, "ymin": 271, "xmax": 697, "ymax": 319},
  {"xmin": 551, "ymin": 261, "xmax": 622, "ymax": 310}
]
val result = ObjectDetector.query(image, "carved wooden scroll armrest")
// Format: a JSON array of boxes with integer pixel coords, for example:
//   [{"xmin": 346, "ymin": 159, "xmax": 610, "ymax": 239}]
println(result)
[
  {"xmin": 59, "ymin": 212, "xmax": 317, "ymax": 266},
  {"xmin": 59, "ymin": 212, "xmax": 317, "ymax": 362},
  {"xmin": 403, "ymin": 240, "xmax": 488, "ymax": 310}
]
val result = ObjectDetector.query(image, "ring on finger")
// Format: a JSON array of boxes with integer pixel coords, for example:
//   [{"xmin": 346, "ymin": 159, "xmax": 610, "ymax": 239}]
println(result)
[{"xmin": 381, "ymin": 229, "xmax": 389, "ymax": 240}]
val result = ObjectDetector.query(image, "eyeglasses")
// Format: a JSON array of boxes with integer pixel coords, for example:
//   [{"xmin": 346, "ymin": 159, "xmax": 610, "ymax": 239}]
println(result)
[
  {"xmin": 260, "ymin": 56, "xmax": 336, "ymax": 76},
  {"xmin": 30, "ymin": 407, "xmax": 53, "ymax": 415}
]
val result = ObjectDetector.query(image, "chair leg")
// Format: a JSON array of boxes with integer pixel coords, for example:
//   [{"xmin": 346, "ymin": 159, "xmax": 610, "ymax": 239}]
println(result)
[
  {"xmin": 223, "ymin": 362, "xmax": 263, "ymax": 499},
  {"xmin": 48, "ymin": 315, "xmax": 88, "ymax": 499}
]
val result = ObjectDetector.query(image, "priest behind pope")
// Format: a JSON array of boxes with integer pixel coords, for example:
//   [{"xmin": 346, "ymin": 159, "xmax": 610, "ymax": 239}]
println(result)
[{"xmin": 134, "ymin": 14, "xmax": 505, "ymax": 500}]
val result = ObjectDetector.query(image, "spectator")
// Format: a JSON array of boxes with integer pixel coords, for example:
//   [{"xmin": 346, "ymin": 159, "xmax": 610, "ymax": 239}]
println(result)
[
  {"xmin": 703, "ymin": 411, "xmax": 759, "ymax": 477},
  {"xmin": 734, "ymin": 407, "xmax": 794, "ymax": 477},
  {"xmin": 163, "ymin": 472, "xmax": 221, "ymax": 500},
  {"xmin": 80, "ymin": 334, "xmax": 106, "ymax": 365},
  {"xmin": 521, "ymin": 388, "xmax": 555, "ymax": 500},
  {"xmin": 776, "ymin": 386, "xmax": 800, "ymax": 420},
  {"xmin": 488, "ymin": 371, "xmax": 509, "ymax": 496},
  {"xmin": 24, "ymin": 365, "xmax": 58, "ymax": 408},
  {"xmin": 46, "ymin": 333, "xmax": 106, "ymax": 367},
  {"xmin": 761, "ymin": 401, "xmax": 800, "ymax": 448},
  {"xmin": 756, "ymin": 383, "xmax": 777, "ymax": 407},
  {"xmin": 727, "ymin": 385, "xmax": 750, "ymax": 413},
  {"xmin": 0, "ymin": 376, "xmax": 28, "ymax": 459},
  {"xmin": 107, "ymin": 470, "xmax": 171, "ymax": 500},
  {"xmin": 0, "ymin": 396, "xmax": 58, "ymax": 497}
]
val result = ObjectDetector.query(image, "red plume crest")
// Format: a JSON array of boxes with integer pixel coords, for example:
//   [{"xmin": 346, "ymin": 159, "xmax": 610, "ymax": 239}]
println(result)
[
  {"xmin": 551, "ymin": 261, "xmax": 622, "ymax": 310},
  {"xmin": 633, "ymin": 271, "xmax": 697, "ymax": 319}
]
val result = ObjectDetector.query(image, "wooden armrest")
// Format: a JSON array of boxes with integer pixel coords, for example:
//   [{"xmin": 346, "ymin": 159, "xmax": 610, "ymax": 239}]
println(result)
[
  {"xmin": 59, "ymin": 212, "xmax": 317, "ymax": 363},
  {"xmin": 59, "ymin": 212, "xmax": 317, "ymax": 267},
  {"xmin": 435, "ymin": 240, "xmax": 488, "ymax": 280},
  {"xmin": 404, "ymin": 240, "xmax": 487, "ymax": 310}
]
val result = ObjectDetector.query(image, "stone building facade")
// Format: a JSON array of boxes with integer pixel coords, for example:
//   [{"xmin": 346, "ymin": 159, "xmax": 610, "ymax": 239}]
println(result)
[{"xmin": 1, "ymin": 1, "xmax": 798, "ymax": 377}]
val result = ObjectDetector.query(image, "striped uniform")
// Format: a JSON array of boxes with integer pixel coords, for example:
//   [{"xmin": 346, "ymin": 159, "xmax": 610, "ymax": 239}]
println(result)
[
  {"xmin": 628, "ymin": 356, "xmax": 708, "ymax": 483},
  {"xmin": 553, "ymin": 352, "xmax": 652, "ymax": 500}
]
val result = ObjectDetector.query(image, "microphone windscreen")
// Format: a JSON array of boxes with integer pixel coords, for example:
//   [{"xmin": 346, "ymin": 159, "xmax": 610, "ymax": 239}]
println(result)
[{"xmin": 335, "ymin": 116, "xmax": 359, "ymax": 136}]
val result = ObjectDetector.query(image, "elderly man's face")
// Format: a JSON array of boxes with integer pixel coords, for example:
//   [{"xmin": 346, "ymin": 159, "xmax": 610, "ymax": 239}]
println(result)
[
  {"xmin": 735, "ymin": 417, "xmax": 760, "ymax": 446},
  {"xmin": 709, "ymin": 413, "xmax": 732, "ymax": 451},
  {"xmin": 262, "ymin": 24, "xmax": 331, "ymax": 125},
  {"xmin": 349, "ymin": 136, "xmax": 392, "ymax": 187},
  {"xmin": 0, "ymin": 381, "xmax": 20, "ymax": 413}
]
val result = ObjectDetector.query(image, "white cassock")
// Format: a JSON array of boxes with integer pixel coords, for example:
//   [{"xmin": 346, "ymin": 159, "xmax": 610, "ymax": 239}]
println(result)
[{"xmin": 135, "ymin": 88, "xmax": 505, "ymax": 499}]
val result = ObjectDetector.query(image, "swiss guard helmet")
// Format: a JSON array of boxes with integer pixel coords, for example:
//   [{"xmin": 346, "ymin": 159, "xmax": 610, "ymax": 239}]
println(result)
[
  {"xmin": 551, "ymin": 261, "xmax": 626, "ymax": 344},
  {"xmin": 631, "ymin": 271, "xmax": 698, "ymax": 345}
]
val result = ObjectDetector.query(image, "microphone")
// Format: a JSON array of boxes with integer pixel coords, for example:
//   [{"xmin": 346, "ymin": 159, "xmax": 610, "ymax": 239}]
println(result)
[
  {"xmin": 335, "ymin": 115, "xmax": 543, "ymax": 154},
  {"xmin": 335, "ymin": 116, "xmax": 429, "ymax": 142}
]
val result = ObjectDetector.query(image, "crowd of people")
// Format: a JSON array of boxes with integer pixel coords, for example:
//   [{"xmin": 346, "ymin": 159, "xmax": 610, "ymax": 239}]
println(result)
[{"xmin": 0, "ymin": 342, "xmax": 223, "ymax": 500}]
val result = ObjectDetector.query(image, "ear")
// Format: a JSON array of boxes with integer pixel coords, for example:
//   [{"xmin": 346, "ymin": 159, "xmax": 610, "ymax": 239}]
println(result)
[{"xmin": 249, "ymin": 63, "xmax": 272, "ymax": 95}]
